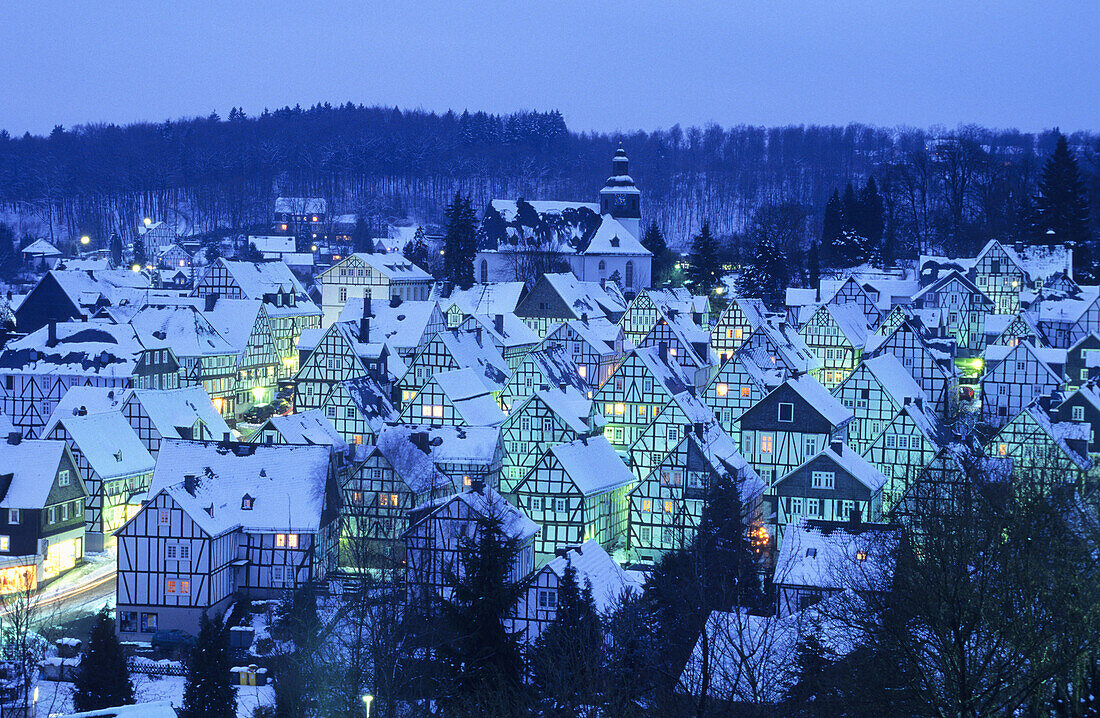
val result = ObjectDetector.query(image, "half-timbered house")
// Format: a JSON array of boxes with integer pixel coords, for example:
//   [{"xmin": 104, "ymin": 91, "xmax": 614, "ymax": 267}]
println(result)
[
  {"xmin": 513, "ymin": 273, "xmax": 628, "ymax": 337},
  {"xmin": 500, "ymin": 384, "xmax": 599, "ymax": 494},
  {"xmin": 739, "ymin": 321, "xmax": 822, "ymax": 381},
  {"xmin": 627, "ymin": 422, "xmax": 764, "ymax": 564},
  {"xmin": 735, "ymin": 375, "xmax": 852, "ymax": 489},
  {"xmin": 1035, "ymin": 288, "xmax": 1100, "ymax": 349},
  {"xmin": 14, "ymin": 269, "xmax": 150, "ymax": 334},
  {"xmin": 0, "ymin": 436, "xmax": 87, "ymax": 593},
  {"xmin": 862, "ymin": 397, "xmax": 948, "ymax": 512},
  {"xmin": 1051, "ymin": 382, "xmax": 1100, "ymax": 456},
  {"xmin": 498, "ymin": 344, "xmax": 588, "ymax": 414},
  {"xmin": 910, "ymin": 271, "xmax": 994, "ymax": 354},
  {"xmin": 711, "ymin": 298, "xmax": 770, "ymax": 363},
  {"xmin": 431, "ymin": 282, "xmax": 527, "ymax": 328},
  {"xmin": 704, "ymin": 352, "xmax": 783, "ymax": 434},
  {"xmin": 1065, "ymin": 333, "xmax": 1100, "ymax": 391},
  {"xmin": 457, "ymin": 313, "xmax": 540, "ymax": 372},
  {"xmin": 831, "ymin": 354, "xmax": 924, "ymax": 454},
  {"xmin": 398, "ymin": 368, "xmax": 507, "ymax": 427},
  {"xmin": 864, "ymin": 319, "xmax": 956, "ymax": 413},
  {"xmin": 45, "ymin": 411, "xmax": 154, "ymax": 551},
  {"xmin": 797, "ymin": 303, "xmax": 869, "ymax": 389},
  {"xmin": 116, "ymin": 440, "xmax": 339, "ymax": 640},
  {"xmin": 619, "ymin": 288, "xmax": 710, "ymax": 347},
  {"xmin": 592, "ymin": 345, "xmax": 693, "ymax": 453},
  {"xmin": 122, "ymin": 387, "xmax": 232, "ymax": 457},
  {"xmin": 316, "ymin": 375, "xmax": 398, "ymax": 447},
  {"xmin": 335, "ymin": 297, "xmax": 447, "ymax": 362},
  {"xmin": 980, "ymin": 340, "xmax": 1066, "ymax": 426},
  {"xmin": 318, "ymin": 253, "xmax": 434, "ymax": 325},
  {"xmin": 542, "ymin": 316, "xmax": 626, "ymax": 390},
  {"xmin": 985, "ymin": 311, "xmax": 1046, "ymax": 349},
  {"xmin": 513, "ymin": 436, "xmax": 634, "ymax": 563},
  {"xmin": 772, "ymin": 442, "xmax": 885, "ymax": 545},
  {"xmin": 626, "ymin": 389, "xmax": 718, "ymax": 483},
  {"xmin": 635, "ymin": 304, "xmax": 718, "ymax": 388},
  {"xmin": 395, "ymin": 328, "xmax": 509, "ymax": 409},
  {"xmin": 986, "ymin": 402, "xmax": 1092, "ymax": 496}
]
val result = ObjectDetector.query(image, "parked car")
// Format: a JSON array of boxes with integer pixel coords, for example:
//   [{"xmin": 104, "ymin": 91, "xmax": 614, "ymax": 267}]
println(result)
[{"xmin": 151, "ymin": 629, "xmax": 196, "ymax": 654}]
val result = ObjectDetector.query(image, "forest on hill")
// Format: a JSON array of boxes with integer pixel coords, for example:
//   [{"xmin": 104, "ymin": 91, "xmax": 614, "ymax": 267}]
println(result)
[{"xmin": 0, "ymin": 102, "xmax": 1097, "ymax": 261}]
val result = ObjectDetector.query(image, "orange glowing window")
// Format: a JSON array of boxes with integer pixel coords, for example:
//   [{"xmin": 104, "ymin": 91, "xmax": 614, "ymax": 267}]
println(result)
[
  {"xmin": 998, "ymin": 443, "xmax": 1007, "ymax": 456},
  {"xmin": 761, "ymin": 435, "xmax": 773, "ymax": 453},
  {"xmin": 643, "ymin": 499, "xmax": 652, "ymax": 512},
  {"xmin": 741, "ymin": 386, "xmax": 751, "ymax": 397},
  {"xmin": 664, "ymin": 501, "xmax": 673, "ymax": 513},
  {"xmin": 715, "ymin": 383, "xmax": 728, "ymax": 397}
]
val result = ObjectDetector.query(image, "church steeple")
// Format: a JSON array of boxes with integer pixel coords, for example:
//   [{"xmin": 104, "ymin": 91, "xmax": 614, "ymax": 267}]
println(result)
[{"xmin": 599, "ymin": 143, "xmax": 641, "ymax": 238}]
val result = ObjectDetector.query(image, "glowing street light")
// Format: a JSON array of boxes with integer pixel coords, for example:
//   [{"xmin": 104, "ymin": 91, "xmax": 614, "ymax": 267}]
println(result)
[
  {"xmin": 361, "ymin": 694, "xmax": 374, "ymax": 717},
  {"xmin": 79, "ymin": 235, "xmax": 90, "ymax": 245},
  {"xmin": 143, "ymin": 217, "xmax": 152, "ymax": 226},
  {"xmin": 131, "ymin": 264, "xmax": 141, "ymax": 272}
]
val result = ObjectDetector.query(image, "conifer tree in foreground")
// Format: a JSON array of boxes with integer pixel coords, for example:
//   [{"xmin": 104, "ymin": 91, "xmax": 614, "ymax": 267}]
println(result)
[
  {"xmin": 642, "ymin": 221, "xmax": 672, "ymax": 283},
  {"xmin": 686, "ymin": 221, "xmax": 723, "ymax": 295},
  {"xmin": 72, "ymin": 607, "xmax": 135, "ymax": 712},
  {"xmin": 352, "ymin": 216, "xmax": 374, "ymax": 254},
  {"xmin": 443, "ymin": 192, "xmax": 477, "ymax": 289},
  {"xmin": 737, "ymin": 230, "xmax": 790, "ymax": 308},
  {"xmin": 403, "ymin": 226, "xmax": 432, "ymax": 270},
  {"xmin": 1034, "ymin": 133, "xmax": 1095, "ymax": 281},
  {"xmin": 179, "ymin": 613, "xmax": 236, "ymax": 718},
  {"xmin": 436, "ymin": 510, "xmax": 528, "ymax": 715},
  {"xmin": 273, "ymin": 585, "xmax": 321, "ymax": 718},
  {"xmin": 694, "ymin": 470, "xmax": 765, "ymax": 612},
  {"xmin": 530, "ymin": 560, "xmax": 605, "ymax": 714}
]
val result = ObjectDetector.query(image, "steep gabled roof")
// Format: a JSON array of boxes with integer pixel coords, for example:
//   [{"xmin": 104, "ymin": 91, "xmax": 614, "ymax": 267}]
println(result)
[
  {"xmin": 0, "ymin": 439, "xmax": 75, "ymax": 508},
  {"xmin": 583, "ymin": 215, "xmax": 650, "ymax": 256},
  {"xmin": 542, "ymin": 539, "xmax": 642, "ymax": 612},
  {"xmin": 547, "ymin": 436, "xmax": 634, "ymax": 496}
]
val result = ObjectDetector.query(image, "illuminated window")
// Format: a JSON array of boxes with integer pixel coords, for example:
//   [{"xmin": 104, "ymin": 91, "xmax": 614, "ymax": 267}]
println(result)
[
  {"xmin": 432, "ymin": 405, "xmax": 443, "ymax": 418},
  {"xmin": 855, "ymin": 550, "xmax": 867, "ymax": 562},
  {"xmin": 715, "ymin": 383, "xmax": 728, "ymax": 397},
  {"xmin": 421, "ymin": 405, "xmax": 432, "ymax": 417},
  {"xmin": 0, "ymin": 536, "xmax": 8, "ymax": 552},
  {"xmin": 998, "ymin": 443, "xmax": 1007, "ymax": 456},
  {"xmin": 741, "ymin": 386, "xmax": 751, "ymax": 397},
  {"xmin": 159, "ymin": 510, "xmax": 170, "ymax": 525},
  {"xmin": 638, "ymin": 405, "xmax": 647, "ymax": 417},
  {"xmin": 761, "ymin": 435, "xmax": 773, "ymax": 453},
  {"xmin": 463, "ymin": 475, "xmax": 471, "ymax": 487},
  {"xmin": 735, "ymin": 328, "xmax": 743, "ymax": 340},
  {"xmin": 180, "ymin": 581, "xmax": 190, "ymax": 594},
  {"xmin": 669, "ymin": 347, "xmax": 677, "ymax": 356},
  {"xmin": 664, "ymin": 501, "xmax": 673, "ymax": 513},
  {"xmin": 725, "ymin": 329, "xmax": 733, "ymax": 339},
  {"xmin": 615, "ymin": 403, "xmax": 625, "ymax": 416},
  {"xmin": 578, "ymin": 365, "xmax": 587, "ymax": 379},
  {"xmin": 166, "ymin": 580, "xmax": 177, "ymax": 594},
  {"xmin": 287, "ymin": 534, "xmax": 298, "ymax": 549},
  {"xmin": 276, "ymin": 534, "xmax": 286, "ymax": 547},
  {"xmin": 642, "ymin": 499, "xmax": 652, "ymax": 512},
  {"xmin": 354, "ymin": 434, "xmax": 362, "ymax": 445}
]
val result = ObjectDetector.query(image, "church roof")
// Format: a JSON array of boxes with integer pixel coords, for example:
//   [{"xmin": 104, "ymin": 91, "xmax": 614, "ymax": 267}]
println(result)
[{"xmin": 583, "ymin": 215, "xmax": 650, "ymax": 256}]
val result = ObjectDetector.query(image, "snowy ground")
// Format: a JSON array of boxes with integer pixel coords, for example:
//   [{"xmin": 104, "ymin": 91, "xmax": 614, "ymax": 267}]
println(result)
[{"xmin": 33, "ymin": 674, "xmax": 274, "ymax": 717}]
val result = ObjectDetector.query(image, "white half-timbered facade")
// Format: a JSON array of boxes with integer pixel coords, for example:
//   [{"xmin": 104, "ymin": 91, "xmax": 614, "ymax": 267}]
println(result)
[
  {"xmin": 831, "ymin": 354, "xmax": 924, "ymax": 455},
  {"xmin": 542, "ymin": 317, "xmax": 626, "ymax": 390},
  {"xmin": 500, "ymin": 386, "xmax": 599, "ymax": 494},
  {"xmin": 797, "ymin": 303, "xmax": 869, "ymax": 389},
  {"xmin": 711, "ymin": 298, "xmax": 770, "ymax": 364},
  {"xmin": 980, "ymin": 340, "xmax": 1066, "ymax": 426},
  {"xmin": 498, "ymin": 344, "xmax": 588, "ymax": 414},
  {"xmin": 398, "ymin": 368, "xmax": 507, "ymax": 427},
  {"xmin": 592, "ymin": 345, "xmax": 693, "ymax": 453},
  {"xmin": 703, "ymin": 352, "xmax": 783, "ymax": 434}
]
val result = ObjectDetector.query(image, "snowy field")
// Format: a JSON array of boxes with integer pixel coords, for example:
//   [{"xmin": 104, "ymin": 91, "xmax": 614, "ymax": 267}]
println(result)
[{"xmin": 33, "ymin": 674, "xmax": 273, "ymax": 717}]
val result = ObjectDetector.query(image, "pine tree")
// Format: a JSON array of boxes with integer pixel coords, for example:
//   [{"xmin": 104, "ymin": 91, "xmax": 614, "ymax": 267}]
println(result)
[
  {"xmin": 832, "ymin": 227, "xmax": 872, "ymax": 269},
  {"xmin": 820, "ymin": 189, "xmax": 843, "ymax": 268},
  {"xmin": 841, "ymin": 182, "xmax": 861, "ymax": 235},
  {"xmin": 108, "ymin": 233, "xmax": 123, "ymax": 267},
  {"xmin": 737, "ymin": 231, "xmax": 790, "ymax": 308},
  {"xmin": 133, "ymin": 236, "xmax": 147, "ymax": 268},
  {"xmin": 443, "ymin": 192, "xmax": 476, "ymax": 289},
  {"xmin": 352, "ymin": 216, "xmax": 374, "ymax": 254},
  {"xmin": 73, "ymin": 608, "xmax": 135, "ymax": 711},
  {"xmin": 859, "ymin": 176, "xmax": 885, "ymax": 250},
  {"xmin": 436, "ymin": 509, "xmax": 528, "ymax": 714},
  {"xmin": 1034, "ymin": 133, "xmax": 1095, "ymax": 280},
  {"xmin": 694, "ymin": 471, "xmax": 764, "ymax": 611},
  {"xmin": 530, "ymin": 561, "xmax": 605, "ymax": 713},
  {"xmin": 403, "ymin": 226, "xmax": 431, "ymax": 270},
  {"xmin": 180, "ymin": 614, "xmax": 236, "ymax": 718},
  {"xmin": 642, "ymin": 221, "xmax": 671, "ymax": 282},
  {"xmin": 783, "ymin": 627, "xmax": 840, "ymax": 717},
  {"xmin": 0, "ymin": 223, "xmax": 17, "ymax": 279},
  {"xmin": 686, "ymin": 221, "xmax": 723, "ymax": 294}
]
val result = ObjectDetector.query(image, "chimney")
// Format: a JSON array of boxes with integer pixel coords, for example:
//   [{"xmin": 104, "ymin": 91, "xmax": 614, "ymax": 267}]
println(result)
[
  {"xmin": 5, "ymin": 432, "xmax": 21, "ymax": 446},
  {"xmin": 830, "ymin": 439, "xmax": 843, "ymax": 455},
  {"xmin": 223, "ymin": 431, "xmax": 232, "ymax": 442},
  {"xmin": 693, "ymin": 422, "xmax": 704, "ymax": 439},
  {"xmin": 494, "ymin": 314, "xmax": 504, "ymax": 335},
  {"xmin": 658, "ymin": 341, "xmax": 668, "ymax": 363},
  {"xmin": 903, "ymin": 397, "xmax": 911, "ymax": 406},
  {"xmin": 360, "ymin": 296, "xmax": 372, "ymax": 343},
  {"xmin": 915, "ymin": 397, "xmax": 923, "ymax": 409},
  {"xmin": 848, "ymin": 507, "xmax": 862, "ymax": 528},
  {"xmin": 470, "ymin": 478, "xmax": 485, "ymax": 494},
  {"xmin": 204, "ymin": 293, "xmax": 218, "ymax": 312},
  {"xmin": 183, "ymin": 474, "xmax": 197, "ymax": 496},
  {"xmin": 390, "ymin": 294, "xmax": 401, "ymax": 308},
  {"xmin": 599, "ymin": 278, "xmax": 606, "ymax": 289},
  {"xmin": 580, "ymin": 436, "xmax": 588, "ymax": 446},
  {"xmin": 47, "ymin": 321, "xmax": 58, "ymax": 348},
  {"xmin": 581, "ymin": 312, "xmax": 588, "ymax": 325},
  {"xmin": 475, "ymin": 327, "xmax": 482, "ymax": 347},
  {"xmin": 413, "ymin": 432, "xmax": 430, "ymax": 454},
  {"xmin": 559, "ymin": 381, "xmax": 567, "ymax": 393}
]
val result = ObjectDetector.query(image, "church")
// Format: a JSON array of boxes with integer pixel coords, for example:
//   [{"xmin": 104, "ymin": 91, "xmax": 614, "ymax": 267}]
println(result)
[{"xmin": 475, "ymin": 146, "xmax": 653, "ymax": 294}]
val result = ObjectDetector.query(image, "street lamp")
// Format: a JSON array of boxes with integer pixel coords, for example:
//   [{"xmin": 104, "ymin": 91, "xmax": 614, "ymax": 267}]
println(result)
[
  {"xmin": 131, "ymin": 264, "xmax": 141, "ymax": 273},
  {"xmin": 361, "ymin": 694, "xmax": 374, "ymax": 717},
  {"xmin": 79, "ymin": 235, "xmax": 90, "ymax": 246},
  {"xmin": 143, "ymin": 217, "xmax": 152, "ymax": 226}
]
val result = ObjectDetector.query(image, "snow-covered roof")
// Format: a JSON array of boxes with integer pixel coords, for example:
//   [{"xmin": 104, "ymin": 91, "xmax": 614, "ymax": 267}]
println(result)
[
  {"xmin": 436, "ymin": 329, "xmax": 510, "ymax": 393},
  {"xmin": 22, "ymin": 238, "xmax": 61, "ymax": 256},
  {"xmin": 58, "ymin": 700, "xmax": 179, "ymax": 718},
  {"xmin": 46, "ymin": 269, "xmax": 151, "ymax": 319},
  {"xmin": 130, "ymin": 387, "xmax": 231, "ymax": 442},
  {"xmin": 432, "ymin": 369, "xmax": 507, "ymax": 426},
  {"xmin": 340, "ymin": 375, "xmax": 399, "ymax": 430},
  {"xmin": 547, "ymin": 436, "xmax": 633, "ymax": 495},
  {"xmin": 527, "ymin": 385, "xmax": 594, "ymax": 435},
  {"xmin": 336, "ymin": 253, "xmax": 433, "ymax": 282},
  {"xmin": 583, "ymin": 215, "xmax": 650, "ymax": 256},
  {"xmin": 775, "ymin": 518, "xmax": 899, "ymax": 592},
  {"xmin": 248, "ymin": 235, "xmax": 296, "ymax": 254},
  {"xmin": 861, "ymin": 354, "xmax": 925, "ymax": 404},
  {"xmin": 44, "ymin": 386, "xmax": 132, "ymax": 434},
  {"xmin": 460, "ymin": 313, "xmax": 540, "ymax": 350},
  {"xmin": 57, "ymin": 411, "xmax": 154, "ymax": 479},
  {"xmin": 0, "ymin": 321, "xmax": 151, "ymax": 380},
  {"xmin": 152, "ymin": 296, "xmax": 263, "ymax": 355},
  {"xmin": 146, "ymin": 440, "xmax": 333, "ymax": 537},
  {"xmin": 377, "ymin": 424, "xmax": 500, "ymax": 486},
  {"xmin": 433, "ymin": 282, "xmax": 527, "ymax": 317},
  {"xmin": 408, "ymin": 486, "xmax": 539, "ymax": 543},
  {"xmin": 552, "ymin": 316, "xmax": 624, "ymax": 357},
  {"xmin": 337, "ymin": 297, "xmax": 442, "ymax": 353},
  {"xmin": 128, "ymin": 304, "xmax": 236, "ymax": 357},
  {"xmin": 783, "ymin": 443, "xmax": 887, "ymax": 493},
  {"xmin": 543, "ymin": 539, "xmax": 642, "ymax": 612},
  {"xmin": 787, "ymin": 374, "xmax": 852, "ymax": 428},
  {"xmin": 215, "ymin": 259, "xmax": 312, "ymax": 307},
  {"xmin": 541, "ymin": 272, "xmax": 628, "ymax": 321},
  {"xmin": 688, "ymin": 422, "xmax": 765, "ymax": 501},
  {"xmin": 274, "ymin": 197, "xmax": 326, "ymax": 215},
  {"xmin": 745, "ymin": 321, "xmax": 823, "ymax": 375},
  {"xmin": 633, "ymin": 345, "xmax": 693, "ymax": 397},
  {"xmin": 825, "ymin": 302, "xmax": 870, "ymax": 347},
  {"xmin": 0, "ymin": 438, "xmax": 72, "ymax": 508},
  {"xmin": 261, "ymin": 410, "xmax": 349, "ymax": 453}
]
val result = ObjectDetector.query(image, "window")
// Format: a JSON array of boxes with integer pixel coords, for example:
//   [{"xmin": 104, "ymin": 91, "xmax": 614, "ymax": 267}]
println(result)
[
  {"xmin": 897, "ymin": 435, "xmax": 909, "ymax": 449},
  {"xmin": 180, "ymin": 544, "xmax": 191, "ymax": 560},
  {"xmin": 120, "ymin": 611, "xmax": 140, "ymax": 633},
  {"xmin": 789, "ymin": 497, "xmax": 804, "ymax": 515},
  {"xmin": 625, "ymin": 261, "xmax": 634, "ymax": 288},
  {"xmin": 761, "ymin": 435, "xmax": 773, "ymax": 453},
  {"xmin": 555, "ymin": 499, "xmax": 566, "ymax": 513},
  {"xmin": 276, "ymin": 534, "xmax": 286, "ymax": 548},
  {"xmin": 1072, "ymin": 405, "xmax": 1085, "ymax": 421},
  {"xmin": 166, "ymin": 579, "xmax": 177, "ymax": 594},
  {"xmin": 778, "ymin": 403, "xmax": 794, "ymax": 422},
  {"xmin": 811, "ymin": 471, "xmax": 835, "ymax": 489},
  {"xmin": 531, "ymin": 497, "xmax": 543, "ymax": 512},
  {"xmin": 841, "ymin": 500, "xmax": 856, "ymax": 520},
  {"xmin": 141, "ymin": 612, "xmax": 158, "ymax": 633},
  {"xmin": 167, "ymin": 544, "xmax": 178, "ymax": 559},
  {"xmin": 339, "ymin": 287, "xmax": 348, "ymax": 302},
  {"xmin": 998, "ymin": 443, "xmax": 1008, "ymax": 456},
  {"xmin": 0, "ymin": 536, "xmax": 8, "ymax": 552},
  {"xmin": 538, "ymin": 589, "xmax": 558, "ymax": 609},
  {"xmin": 725, "ymin": 329, "xmax": 733, "ymax": 339},
  {"xmin": 287, "ymin": 534, "xmax": 298, "ymax": 549},
  {"xmin": 807, "ymin": 498, "xmax": 820, "ymax": 516},
  {"xmin": 58, "ymin": 469, "xmax": 71, "ymax": 487},
  {"xmin": 327, "ymin": 406, "xmax": 338, "ymax": 418},
  {"xmin": 804, "ymin": 437, "xmax": 817, "ymax": 454},
  {"xmin": 642, "ymin": 499, "xmax": 652, "ymax": 512},
  {"xmin": 855, "ymin": 550, "xmax": 868, "ymax": 562},
  {"xmin": 664, "ymin": 500, "xmax": 673, "ymax": 514},
  {"xmin": 272, "ymin": 566, "xmax": 287, "ymax": 584},
  {"xmin": 242, "ymin": 496, "xmax": 254, "ymax": 510},
  {"xmin": 998, "ymin": 385, "xmax": 1007, "ymax": 395},
  {"xmin": 180, "ymin": 581, "xmax": 190, "ymax": 595},
  {"xmin": 641, "ymin": 526, "xmax": 651, "ymax": 543},
  {"xmin": 643, "ymin": 378, "xmax": 653, "ymax": 393},
  {"xmin": 1016, "ymin": 361, "xmax": 1026, "ymax": 372},
  {"xmin": 48, "ymin": 507, "xmax": 57, "ymax": 524},
  {"xmin": 8, "ymin": 509, "xmax": 19, "ymax": 525},
  {"xmin": 667, "ymin": 426, "xmax": 678, "ymax": 442},
  {"xmin": 715, "ymin": 383, "xmax": 728, "ymax": 397},
  {"xmin": 741, "ymin": 386, "xmax": 751, "ymax": 397},
  {"xmin": 735, "ymin": 328, "xmax": 743, "ymax": 340},
  {"xmin": 886, "ymin": 434, "xmax": 897, "ymax": 449}
]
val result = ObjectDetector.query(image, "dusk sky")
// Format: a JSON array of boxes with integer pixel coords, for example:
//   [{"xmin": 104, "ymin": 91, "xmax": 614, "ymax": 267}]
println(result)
[{"xmin": 3, "ymin": 1, "xmax": 1096, "ymax": 136}]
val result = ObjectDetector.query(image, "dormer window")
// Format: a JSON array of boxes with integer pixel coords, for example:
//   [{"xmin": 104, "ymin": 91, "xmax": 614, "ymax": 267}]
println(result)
[
  {"xmin": 241, "ymin": 495, "xmax": 254, "ymax": 510},
  {"xmin": 805, "ymin": 547, "xmax": 817, "ymax": 558}
]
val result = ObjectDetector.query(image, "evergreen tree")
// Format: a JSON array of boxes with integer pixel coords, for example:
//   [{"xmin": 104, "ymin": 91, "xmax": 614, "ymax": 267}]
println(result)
[
  {"xmin": 859, "ymin": 176, "xmax": 885, "ymax": 250},
  {"xmin": 1034, "ymin": 133, "xmax": 1095, "ymax": 280},
  {"xmin": 820, "ymin": 189, "xmax": 843, "ymax": 267},
  {"xmin": 436, "ymin": 509, "xmax": 528, "ymax": 714},
  {"xmin": 808, "ymin": 240, "xmax": 820, "ymax": 289},
  {"xmin": 109, "ymin": 233, "xmax": 123, "ymax": 267},
  {"xmin": 737, "ymin": 230, "xmax": 790, "ymax": 307},
  {"xmin": 530, "ymin": 561, "xmax": 605, "ymax": 713},
  {"xmin": 352, "ymin": 216, "xmax": 374, "ymax": 254},
  {"xmin": 841, "ymin": 182, "xmax": 861, "ymax": 235},
  {"xmin": 73, "ymin": 607, "xmax": 135, "ymax": 711},
  {"xmin": 783, "ymin": 627, "xmax": 840, "ymax": 717},
  {"xmin": 0, "ymin": 223, "xmax": 17, "ymax": 279},
  {"xmin": 686, "ymin": 221, "xmax": 723, "ymax": 294},
  {"xmin": 403, "ymin": 226, "xmax": 431, "ymax": 270},
  {"xmin": 273, "ymin": 585, "xmax": 321, "ymax": 718},
  {"xmin": 180, "ymin": 614, "xmax": 236, "ymax": 718},
  {"xmin": 694, "ymin": 471, "xmax": 765, "ymax": 611},
  {"xmin": 133, "ymin": 236, "xmax": 147, "ymax": 268},
  {"xmin": 832, "ymin": 227, "xmax": 873, "ymax": 268},
  {"xmin": 642, "ymin": 221, "xmax": 672, "ymax": 282},
  {"xmin": 443, "ymin": 192, "xmax": 476, "ymax": 289}
]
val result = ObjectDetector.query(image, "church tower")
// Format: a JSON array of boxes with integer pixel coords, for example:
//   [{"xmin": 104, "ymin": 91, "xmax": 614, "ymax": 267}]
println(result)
[{"xmin": 599, "ymin": 144, "xmax": 641, "ymax": 238}]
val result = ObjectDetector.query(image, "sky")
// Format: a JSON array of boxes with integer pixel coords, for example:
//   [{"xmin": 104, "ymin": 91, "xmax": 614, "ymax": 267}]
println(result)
[{"xmin": 1, "ymin": 1, "xmax": 1096, "ymax": 137}]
